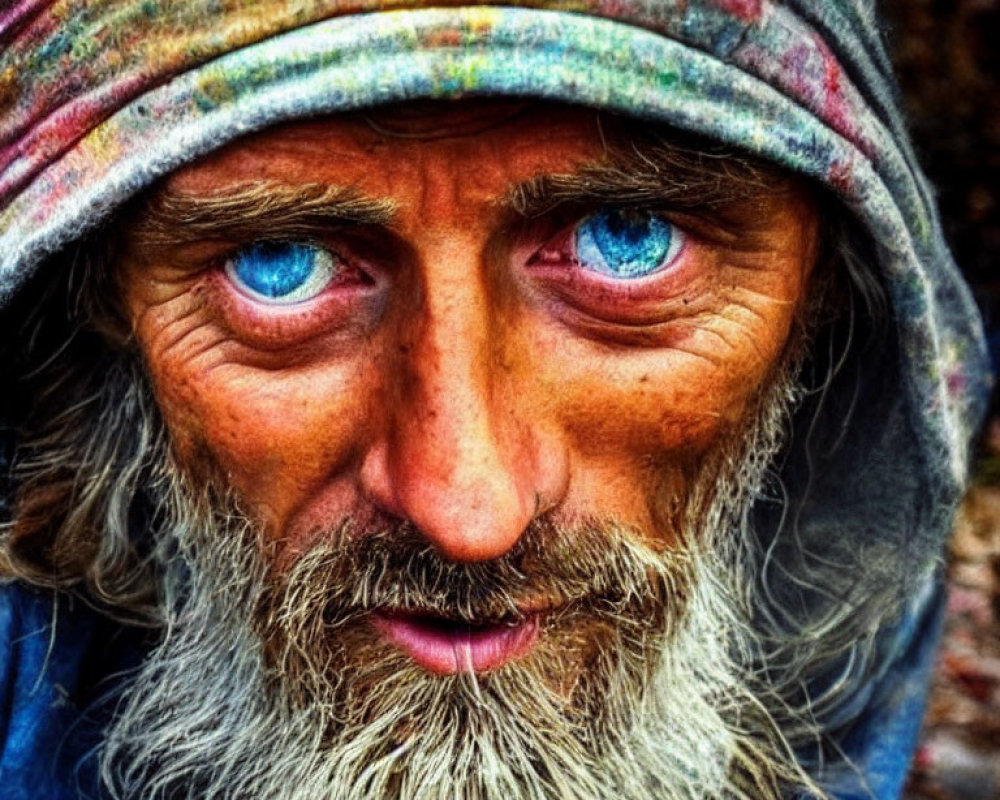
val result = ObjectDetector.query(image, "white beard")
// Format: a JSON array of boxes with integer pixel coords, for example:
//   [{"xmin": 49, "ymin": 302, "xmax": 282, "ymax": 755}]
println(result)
[{"xmin": 99, "ymin": 371, "xmax": 816, "ymax": 800}]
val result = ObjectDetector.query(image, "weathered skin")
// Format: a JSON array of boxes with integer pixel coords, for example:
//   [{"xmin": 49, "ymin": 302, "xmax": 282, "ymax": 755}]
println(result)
[{"xmin": 121, "ymin": 103, "xmax": 818, "ymax": 574}]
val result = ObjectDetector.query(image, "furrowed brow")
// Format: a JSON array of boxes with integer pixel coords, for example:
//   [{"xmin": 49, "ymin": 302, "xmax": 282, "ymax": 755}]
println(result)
[
  {"xmin": 128, "ymin": 181, "xmax": 397, "ymax": 247},
  {"xmin": 503, "ymin": 138, "xmax": 786, "ymax": 219}
]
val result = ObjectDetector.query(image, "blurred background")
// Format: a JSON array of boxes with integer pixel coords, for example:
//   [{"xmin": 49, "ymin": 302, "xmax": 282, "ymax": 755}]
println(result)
[{"xmin": 878, "ymin": 1, "xmax": 1000, "ymax": 797}]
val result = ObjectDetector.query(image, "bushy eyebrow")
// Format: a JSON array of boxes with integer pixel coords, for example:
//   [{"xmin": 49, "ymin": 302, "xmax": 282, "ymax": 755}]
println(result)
[
  {"xmin": 502, "ymin": 136, "xmax": 789, "ymax": 219},
  {"xmin": 126, "ymin": 131, "xmax": 791, "ymax": 250},
  {"xmin": 127, "ymin": 181, "xmax": 397, "ymax": 248}
]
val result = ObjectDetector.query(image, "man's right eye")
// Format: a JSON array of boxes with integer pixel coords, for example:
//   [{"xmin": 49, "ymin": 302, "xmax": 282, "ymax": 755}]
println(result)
[
  {"xmin": 574, "ymin": 208, "xmax": 684, "ymax": 280},
  {"xmin": 224, "ymin": 242, "xmax": 337, "ymax": 304}
]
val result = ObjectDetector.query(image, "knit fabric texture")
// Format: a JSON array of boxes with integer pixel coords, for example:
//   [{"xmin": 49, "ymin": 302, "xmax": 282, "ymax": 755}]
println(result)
[{"xmin": 0, "ymin": 2, "xmax": 992, "ymax": 798}]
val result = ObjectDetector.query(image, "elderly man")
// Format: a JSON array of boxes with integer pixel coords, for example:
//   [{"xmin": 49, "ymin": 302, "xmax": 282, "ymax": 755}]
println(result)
[{"xmin": 0, "ymin": 2, "xmax": 990, "ymax": 799}]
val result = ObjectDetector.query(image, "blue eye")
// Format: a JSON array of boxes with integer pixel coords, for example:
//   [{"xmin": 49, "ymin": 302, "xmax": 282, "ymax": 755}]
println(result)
[
  {"xmin": 574, "ymin": 208, "xmax": 683, "ymax": 279},
  {"xmin": 224, "ymin": 242, "xmax": 336, "ymax": 304}
]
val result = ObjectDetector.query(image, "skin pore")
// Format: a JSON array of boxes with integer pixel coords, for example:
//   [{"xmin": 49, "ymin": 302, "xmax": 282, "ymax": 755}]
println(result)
[{"xmin": 119, "ymin": 101, "xmax": 819, "ymax": 677}]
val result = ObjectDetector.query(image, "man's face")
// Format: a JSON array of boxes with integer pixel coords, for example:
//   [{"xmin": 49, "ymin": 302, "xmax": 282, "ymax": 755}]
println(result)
[
  {"xmin": 106, "ymin": 101, "xmax": 821, "ymax": 797},
  {"xmin": 122, "ymin": 101, "xmax": 817, "ymax": 669},
  {"xmin": 123, "ymin": 104, "xmax": 815, "ymax": 558}
]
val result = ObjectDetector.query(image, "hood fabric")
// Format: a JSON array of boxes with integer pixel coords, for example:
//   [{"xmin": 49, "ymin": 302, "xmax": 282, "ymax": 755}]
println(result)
[{"xmin": 0, "ymin": 2, "xmax": 992, "ymax": 798}]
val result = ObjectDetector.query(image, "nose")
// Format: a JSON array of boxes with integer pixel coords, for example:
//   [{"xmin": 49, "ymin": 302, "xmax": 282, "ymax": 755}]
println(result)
[{"xmin": 360, "ymin": 245, "xmax": 565, "ymax": 563}]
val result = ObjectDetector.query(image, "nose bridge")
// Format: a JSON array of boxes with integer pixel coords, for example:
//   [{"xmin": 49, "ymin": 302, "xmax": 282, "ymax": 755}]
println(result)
[
  {"xmin": 369, "ymin": 237, "xmax": 538, "ymax": 562},
  {"xmin": 406, "ymin": 261, "xmax": 496, "ymax": 477}
]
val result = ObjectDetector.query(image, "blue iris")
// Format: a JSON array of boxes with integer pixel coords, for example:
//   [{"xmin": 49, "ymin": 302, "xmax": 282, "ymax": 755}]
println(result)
[
  {"xmin": 226, "ymin": 242, "xmax": 333, "ymax": 303},
  {"xmin": 575, "ymin": 208, "xmax": 679, "ymax": 279}
]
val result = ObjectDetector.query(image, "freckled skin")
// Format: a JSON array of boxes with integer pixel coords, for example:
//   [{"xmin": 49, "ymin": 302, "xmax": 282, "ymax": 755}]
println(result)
[{"xmin": 121, "ymin": 103, "xmax": 819, "ymax": 565}]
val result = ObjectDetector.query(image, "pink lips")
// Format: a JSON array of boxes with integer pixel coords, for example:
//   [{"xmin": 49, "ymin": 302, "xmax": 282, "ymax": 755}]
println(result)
[{"xmin": 371, "ymin": 611, "xmax": 540, "ymax": 674}]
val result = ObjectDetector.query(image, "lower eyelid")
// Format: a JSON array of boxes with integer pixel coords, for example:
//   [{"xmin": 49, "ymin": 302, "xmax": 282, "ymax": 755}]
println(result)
[
  {"xmin": 530, "ymin": 235, "xmax": 691, "ymax": 284},
  {"xmin": 523, "ymin": 238, "xmax": 706, "ymax": 320},
  {"xmin": 207, "ymin": 267, "xmax": 383, "ymax": 351}
]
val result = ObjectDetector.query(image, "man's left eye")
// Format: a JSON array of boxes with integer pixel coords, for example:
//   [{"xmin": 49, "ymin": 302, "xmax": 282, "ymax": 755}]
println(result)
[
  {"xmin": 574, "ymin": 208, "xmax": 684, "ymax": 279},
  {"xmin": 224, "ymin": 242, "xmax": 337, "ymax": 304}
]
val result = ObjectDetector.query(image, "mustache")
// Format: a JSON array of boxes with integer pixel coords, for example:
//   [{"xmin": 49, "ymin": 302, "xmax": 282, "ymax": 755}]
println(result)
[{"xmin": 262, "ymin": 516, "xmax": 693, "ymax": 628}]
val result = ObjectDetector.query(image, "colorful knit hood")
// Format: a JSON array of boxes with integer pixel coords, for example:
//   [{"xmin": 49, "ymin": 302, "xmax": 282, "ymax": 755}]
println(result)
[{"xmin": 0, "ymin": 2, "xmax": 992, "ymax": 799}]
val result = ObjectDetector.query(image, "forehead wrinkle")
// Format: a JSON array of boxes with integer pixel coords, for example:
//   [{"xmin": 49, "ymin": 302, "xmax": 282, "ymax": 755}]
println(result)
[{"xmin": 127, "ymin": 180, "xmax": 398, "ymax": 247}]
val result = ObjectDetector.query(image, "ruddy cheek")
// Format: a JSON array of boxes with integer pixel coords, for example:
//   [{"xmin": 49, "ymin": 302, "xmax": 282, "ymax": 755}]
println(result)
[
  {"xmin": 582, "ymin": 379, "xmax": 735, "ymax": 458},
  {"xmin": 148, "ymin": 348, "xmax": 370, "ymax": 527}
]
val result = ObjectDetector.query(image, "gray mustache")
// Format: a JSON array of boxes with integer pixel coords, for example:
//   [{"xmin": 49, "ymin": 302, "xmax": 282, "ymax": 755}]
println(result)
[{"xmin": 265, "ymin": 517, "xmax": 690, "ymax": 626}]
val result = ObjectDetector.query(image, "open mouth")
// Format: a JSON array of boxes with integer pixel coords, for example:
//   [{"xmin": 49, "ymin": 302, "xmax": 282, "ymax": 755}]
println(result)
[{"xmin": 370, "ymin": 610, "xmax": 540, "ymax": 675}]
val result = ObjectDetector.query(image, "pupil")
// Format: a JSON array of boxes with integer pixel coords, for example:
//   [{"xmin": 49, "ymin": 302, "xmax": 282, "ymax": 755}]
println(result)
[{"xmin": 236, "ymin": 243, "xmax": 315, "ymax": 297}]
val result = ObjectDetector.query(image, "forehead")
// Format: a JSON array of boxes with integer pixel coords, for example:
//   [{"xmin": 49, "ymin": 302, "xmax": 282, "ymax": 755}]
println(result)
[
  {"xmin": 162, "ymin": 101, "xmax": 611, "ymax": 202},
  {"xmin": 147, "ymin": 99, "xmax": 798, "ymax": 242}
]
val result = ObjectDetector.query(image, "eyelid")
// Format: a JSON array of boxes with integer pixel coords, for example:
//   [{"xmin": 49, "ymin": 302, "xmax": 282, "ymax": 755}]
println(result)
[
  {"xmin": 516, "ymin": 192, "xmax": 756, "ymax": 251},
  {"xmin": 518, "ymin": 207, "xmax": 714, "ymax": 333},
  {"xmin": 209, "ymin": 241, "xmax": 383, "ymax": 351}
]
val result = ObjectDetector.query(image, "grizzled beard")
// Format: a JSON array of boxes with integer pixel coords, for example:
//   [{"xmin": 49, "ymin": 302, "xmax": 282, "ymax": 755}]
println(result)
[{"xmin": 98, "ymin": 363, "xmax": 820, "ymax": 800}]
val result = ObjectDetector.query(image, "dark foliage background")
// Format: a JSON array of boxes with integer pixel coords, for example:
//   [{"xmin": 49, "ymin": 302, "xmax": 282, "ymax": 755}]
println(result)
[
  {"xmin": 883, "ymin": 0, "xmax": 1000, "ymax": 369},
  {"xmin": 879, "ymin": 2, "xmax": 1000, "ymax": 797}
]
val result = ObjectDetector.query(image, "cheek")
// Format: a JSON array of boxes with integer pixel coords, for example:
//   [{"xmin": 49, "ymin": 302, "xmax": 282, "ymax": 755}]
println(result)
[
  {"xmin": 144, "ymin": 346, "xmax": 373, "ymax": 526},
  {"xmin": 516, "ymin": 287, "xmax": 799, "ymax": 531},
  {"xmin": 551, "ymin": 356, "xmax": 753, "ymax": 517},
  {"xmin": 559, "ymin": 361, "xmax": 743, "ymax": 450},
  {"xmin": 537, "ymin": 322, "xmax": 790, "ymax": 456}
]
